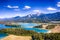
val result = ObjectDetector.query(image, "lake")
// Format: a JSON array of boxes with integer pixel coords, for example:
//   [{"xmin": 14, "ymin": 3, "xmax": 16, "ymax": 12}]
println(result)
[
  {"xmin": 24, "ymin": 28, "xmax": 48, "ymax": 33},
  {"xmin": 0, "ymin": 23, "xmax": 49, "ymax": 33},
  {"xmin": 19, "ymin": 23, "xmax": 40, "ymax": 28},
  {"xmin": 0, "ymin": 33, "xmax": 8, "ymax": 39},
  {"xmin": 0, "ymin": 23, "xmax": 49, "ymax": 39}
]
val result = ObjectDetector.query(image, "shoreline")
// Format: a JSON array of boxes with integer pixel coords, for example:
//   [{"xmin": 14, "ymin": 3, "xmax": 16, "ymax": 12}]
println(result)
[
  {"xmin": 1, "ymin": 35, "xmax": 32, "ymax": 40},
  {"xmin": 47, "ymin": 30, "xmax": 51, "ymax": 33}
]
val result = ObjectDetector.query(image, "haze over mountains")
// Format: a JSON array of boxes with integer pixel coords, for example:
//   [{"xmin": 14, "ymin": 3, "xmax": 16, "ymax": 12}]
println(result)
[{"xmin": 0, "ymin": 12, "xmax": 60, "ymax": 23}]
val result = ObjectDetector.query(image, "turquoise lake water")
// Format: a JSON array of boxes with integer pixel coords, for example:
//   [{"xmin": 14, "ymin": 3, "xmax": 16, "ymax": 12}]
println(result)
[
  {"xmin": 0, "ymin": 33, "xmax": 8, "ymax": 39},
  {"xmin": 24, "ymin": 28, "xmax": 48, "ymax": 33},
  {"xmin": 0, "ymin": 23, "xmax": 49, "ymax": 39},
  {"xmin": 19, "ymin": 23, "xmax": 40, "ymax": 28}
]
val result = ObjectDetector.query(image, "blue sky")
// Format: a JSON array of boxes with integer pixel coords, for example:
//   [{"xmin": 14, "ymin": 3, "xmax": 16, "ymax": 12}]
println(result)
[{"xmin": 0, "ymin": 0, "xmax": 60, "ymax": 18}]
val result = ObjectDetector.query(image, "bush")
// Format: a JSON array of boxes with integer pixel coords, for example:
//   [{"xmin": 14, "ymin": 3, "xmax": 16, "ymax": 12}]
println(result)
[{"xmin": 46, "ymin": 25, "xmax": 56, "ymax": 29}]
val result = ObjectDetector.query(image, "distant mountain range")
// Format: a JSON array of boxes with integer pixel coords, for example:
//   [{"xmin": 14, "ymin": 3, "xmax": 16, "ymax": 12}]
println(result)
[{"xmin": 0, "ymin": 12, "xmax": 60, "ymax": 23}]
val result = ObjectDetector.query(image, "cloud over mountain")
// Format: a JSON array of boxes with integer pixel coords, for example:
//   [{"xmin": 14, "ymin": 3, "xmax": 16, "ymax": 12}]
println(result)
[{"xmin": 47, "ymin": 7, "xmax": 57, "ymax": 11}]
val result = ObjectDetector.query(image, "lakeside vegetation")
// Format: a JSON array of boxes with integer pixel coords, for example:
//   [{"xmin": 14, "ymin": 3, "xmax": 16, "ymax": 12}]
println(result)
[
  {"xmin": 33, "ymin": 24, "xmax": 57, "ymax": 29},
  {"xmin": 0, "ymin": 23, "xmax": 60, "ymax": 40},
  {"xmin": 0, "ymin": 28, "xmax": 38, "ymax": 36},
  {"xmin": 33, "ymin": 25, "xmax": 43, "ymax": 28},
  {"xmin": 5, "ymin": 24, "xmax": 21, "ymax": 28},
  {"xmin": 46, "ymin": 25, "xmax": 56, "ymax": 29},
  {"xmin": 0, "ymin": 28, "xmax": 60, "ymax": 40}
]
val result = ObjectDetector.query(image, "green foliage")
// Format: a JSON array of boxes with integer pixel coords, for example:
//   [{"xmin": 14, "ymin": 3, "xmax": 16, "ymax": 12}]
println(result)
[
  {"xmin": 46, "ymin": 25, "xmax": 56, "ymax": 29},
  {"xmin": 32, "ymin": 34, "xmax": 44, "ymax": 40},
  {"xmin": 0, "ymin": 28, "xmax": 60, "ymax": 40},
  {"xmin": 0, "ymin": 28, "xmax": 37, "ymax": 36},
  {"xmin": 5, "ymin": 24, "xmax": 21, "ymax": 28},
  {"xmin": 44, "ymin": 33, "xmax": 60, "ymax": 40},
  {"xmin": 33, "ymin": 25, "xmax": 43, "ymax": 28}
]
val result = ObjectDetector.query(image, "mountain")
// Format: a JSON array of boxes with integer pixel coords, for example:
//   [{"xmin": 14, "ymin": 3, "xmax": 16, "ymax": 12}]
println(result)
[
  {"xmin": 0, "ymin": 12, "xmax": 60, "ymax": 23},
  {"xmin": 21, "ymin": 12, "xmax": 60, "ymax": 22}
]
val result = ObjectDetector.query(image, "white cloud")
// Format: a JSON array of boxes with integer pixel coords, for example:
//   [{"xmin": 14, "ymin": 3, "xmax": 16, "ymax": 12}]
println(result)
[
  {"xmin": 7, "ymin": 5, "xmax": 19, "ymax": 8},
  {"xmin": 33, "ymin": 10, "xmax": 41, "ymax": 13},
  {"xmin": 23, "ymin": 6, "xmax": 31, "ymax": 9},
  {"xmin": 33, "ymin": 10, "xmax": 41, "ymax": 16},
  {"xmin": 47, "ymin": 7, "xmax": 57, "ymax": 11},
  {"xmin": 57, "ymin": 2, "xmax": 60, "ymax": 7}
]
